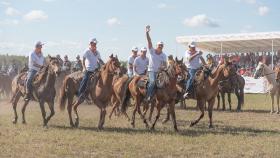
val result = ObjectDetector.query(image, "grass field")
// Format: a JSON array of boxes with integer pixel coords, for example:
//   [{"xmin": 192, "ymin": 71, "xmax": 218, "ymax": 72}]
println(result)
[{"xmin": 0, "ymin": 94, "xmax": 279, "ymax": 158}]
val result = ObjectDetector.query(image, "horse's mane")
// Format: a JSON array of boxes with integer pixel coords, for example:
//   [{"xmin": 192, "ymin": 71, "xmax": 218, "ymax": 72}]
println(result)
[{"xmin": 33, "ymin": 65, "xmax": 49, "ymax": 85}]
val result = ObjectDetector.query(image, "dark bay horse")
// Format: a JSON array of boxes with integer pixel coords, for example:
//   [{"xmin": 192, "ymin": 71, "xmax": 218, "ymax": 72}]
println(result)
[
  {"xmin": 10, "ymin": 55, "xmax": 61, "ymax": 126},
  {"xmin": 217, "ymin": 74, "xmax": 245, "ymax": 111},
  {"xmin": 60, "ymin": 55, "xmax": 121, "ymax": 129}
]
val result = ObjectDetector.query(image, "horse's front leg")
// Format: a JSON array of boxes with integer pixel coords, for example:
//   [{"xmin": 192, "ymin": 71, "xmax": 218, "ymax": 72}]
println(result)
[
  {"xmin": 151, "ymin": 101, "xmax": 163, "ymax": 131},
  {"xmin": 12, "ymin": 92, "xmax": 21, "ymax": 124},
  {"xmin": 190, "ymin": 99, "xmax": 205, "ymax": 127},
  {"xmin": 270, "ymin": 94, "xmax": 275, "ymax": 114},
  {"xmin": 21, "ymin": 100, "xmax": 29, "ymax": 124},
  {"xmin": 169, "ymin": 100, "xmax": 178, "ymax": 132},
  {"xmin": 227, "ymin": 92, "xmax": 232, "ymax": 111},
  {"xmin": 277, "ymin": 92, "xmax": 280, "ymax": 114},
  {"xmin": 39, "ymin": 100, "xmax": 47, "ymax": 126},
  {"xmin": 46, "ymin": 100, "xmax": 55, "ymax": 125}
]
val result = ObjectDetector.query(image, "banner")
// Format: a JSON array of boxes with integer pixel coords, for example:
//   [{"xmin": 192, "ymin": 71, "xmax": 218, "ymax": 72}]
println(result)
[{"xmin": 243, "ymin": 76, "xmax": 268, "ymax": 94}]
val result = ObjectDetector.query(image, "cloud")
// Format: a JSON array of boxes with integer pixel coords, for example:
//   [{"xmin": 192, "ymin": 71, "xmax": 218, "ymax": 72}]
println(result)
[
  {"xmin": 157, "ymin": 3, "xmax": 175, "ymax": 9},
  {"xmin": 258, "ymin": 6, "xmax": 269, "ymax": 16},
  {"xmin": 0, "ymin": 1, "xmax": 11, "ymax": 6},
  {"xmin": 183, "ymin": 14, "xmax": 219, "ymax": 28},
  {"xmin": 0, "ymin": 19, "xmax": 19, "ymax": 25},
  {"xmin": 5, "ymin": 7, "xmax": 21, "ymax": 16},
  {"xmin": 106, "ymin": 17, "xmax": 121, "ymax": 26},
  {"xmin": 23, "ymin": 10, "xmax": 48, "ymax": 21},
  {"xmin": 238, "ymin": 0, "xmax": 257, "ymax": 4}
]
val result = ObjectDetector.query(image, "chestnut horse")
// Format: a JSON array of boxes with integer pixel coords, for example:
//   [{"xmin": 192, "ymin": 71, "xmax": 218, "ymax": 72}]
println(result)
[
  {"xmin": 190, "ymin": 63, "xmax": 235, "ymax": 128},
  {"xmin": 60, "ymin": 55, "xmax": 121, "ymax": 129},
  {"xmin": 10, "ymin": 56, "xmax": 61, "ymax": 126}
]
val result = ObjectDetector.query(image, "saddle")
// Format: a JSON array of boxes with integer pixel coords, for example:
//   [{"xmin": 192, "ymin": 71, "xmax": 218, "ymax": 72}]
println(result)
[{"xmin": 137, "ymin": 76, "xmax": 149, "ymax": 89}]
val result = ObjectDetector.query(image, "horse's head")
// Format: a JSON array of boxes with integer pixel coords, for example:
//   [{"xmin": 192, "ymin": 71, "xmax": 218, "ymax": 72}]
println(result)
[
  {"xmin": 175, "ymin": 57, "xmax": 188, "ymax": 82},
  {"xmin": 106, "ymin": 54, "xmax": 121, "ymax": 75},
  {"xmin": 274, "ymin": 65, "xmax": 280, "ymax": 83},
  {"xmin": 254, "ymin": 62, "xmax": 265, "ymax": 79},
  {"xmin": 47, "ymin": 55, "xmax": 62, "ymax": 76}
]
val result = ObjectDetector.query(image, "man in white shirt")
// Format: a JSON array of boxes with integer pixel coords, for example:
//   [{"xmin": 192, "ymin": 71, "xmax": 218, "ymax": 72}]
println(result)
[
  {"xmin": 78, "ymin": 38, "xmax": 103, "ymax": 99},
  {"xmin": 183, "ymin": 42, "xmax": 206, "ymax": 99},
  {"xmin": 145, "ymin": 25, "xmax": 167, "ymax": 102},
  {"xmin": 127, "ymin": 46, "xmax": 138, "ymax": 77},
  {"xmin": 24, "ymin": 41, "xmax": 45, "ymax": 101},
  {"xmin": 133, "ymin": 47, "xmax": 149, "ymax": 76}
]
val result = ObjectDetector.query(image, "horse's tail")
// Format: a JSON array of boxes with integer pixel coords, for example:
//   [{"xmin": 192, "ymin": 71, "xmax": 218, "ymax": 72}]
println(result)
[
  {"xmin": 121, "ymin": 77, "xmax": 133, "ymax": 113},
  {"xmin": 59, "ymin": 77, "xmax": 69, "ymax": 111}
]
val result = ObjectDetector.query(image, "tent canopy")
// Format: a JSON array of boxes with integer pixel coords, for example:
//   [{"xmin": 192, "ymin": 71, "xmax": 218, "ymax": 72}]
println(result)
[{"xmin": 176, "ymin": 32, "xmax": 280, "ymax": 53}]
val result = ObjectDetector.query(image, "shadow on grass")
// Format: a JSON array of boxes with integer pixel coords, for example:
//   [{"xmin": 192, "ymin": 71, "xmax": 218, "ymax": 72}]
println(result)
[{"xmin": 50, "ymin": 122, "xmax": 280, "ymax": 137}]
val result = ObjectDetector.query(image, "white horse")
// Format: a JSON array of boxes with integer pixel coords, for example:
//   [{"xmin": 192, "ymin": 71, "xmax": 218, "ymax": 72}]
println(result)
[{"xmin": 254, "ymin": 62, "xmax": 280, "ymax": 114}]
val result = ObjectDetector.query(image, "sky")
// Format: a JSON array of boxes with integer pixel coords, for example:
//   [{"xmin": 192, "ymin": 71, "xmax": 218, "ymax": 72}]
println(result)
[{"xmin": 0, "ymin": 0, "xmax": 279, "ymax": 61}]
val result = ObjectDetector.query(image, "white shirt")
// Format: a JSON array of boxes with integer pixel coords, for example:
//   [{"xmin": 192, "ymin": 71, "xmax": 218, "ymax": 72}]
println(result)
[
  {"xmin": 28, "ymin": 51, "xmax": 44, "ymax": 71},
  {"xmin": 127, "ymin": 55, "xmax": 136, "ymax": 74},
  {"xmin": 83, "ymin": 49, "xmax": 101, "ymax": 72},
  {"xmin": 133, "ymin": 56, "xmax": 149, "ymax": 75},
  {"xmin": 185, "ymin": 50, "xmax": 201, "ymax": 69},
  {"xmin": 147, "ymin": 48, "xmax": 167, "ymax": 72}
]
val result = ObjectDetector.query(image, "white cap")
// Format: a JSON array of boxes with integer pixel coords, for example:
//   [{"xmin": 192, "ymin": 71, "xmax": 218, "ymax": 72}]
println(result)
[
  {"xmin": 131, "ymin": 46, "xmax": 138, "ymax": 52},
  {"xmin": 89, "ymin": 38, "xmax": 98, "ymax": 44},
  {"xmin": 35, "ymin": 41, "xmax": 44, "ymax": 47},
  {"xmin": 157, "ymin": 41, "xmax": 164, "ymax": 46},
  {"xmin": 141, "ymin": 47, "xmax": 147, "ymax": 52},
  {"xmin": 188, "ymin": 41, "xmax": 196, "ymax": 48}
]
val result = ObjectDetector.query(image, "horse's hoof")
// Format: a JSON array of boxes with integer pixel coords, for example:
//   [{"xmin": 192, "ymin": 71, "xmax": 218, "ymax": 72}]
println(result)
[
  {"xmin": 150, "ymin": 126, "xmax": 155, "ymax": 131},
  {"xmin": 276, "ymin": 111, "xmax": 280, "ymax": 114},
  {"xmin": 270, "ymin": 111, "xmax": 275, "ymax": 114},
  {"xmin": 162, "ymin": 118, "xmax": 169, "ymax": 124},
  {"xmin": 12, "ymin": 119, "xmax": 17, "ymax": 124},
  {"xmin": 22, "ymin": 120, "xmax": 26, "ymax": 124},
  {"xmin": 209, "ymin": 125, "xmax": 214, "ymax": 128},
  {"xmin": 130, "ymin": 122, "xmax": 135, "ymax": 128},
  {"xmin": 98, "ymin": 126, "xmax": 104, "ymax": 130},
  {"xmin": 74, "ymin": 122, "xmax": 79, "ymax": 128}
]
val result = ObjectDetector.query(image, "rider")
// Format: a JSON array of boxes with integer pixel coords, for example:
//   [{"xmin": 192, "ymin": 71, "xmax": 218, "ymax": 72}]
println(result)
[
  {"xmin": 206, "ymin": 54, "xmax": 216, "ymax": 71},
  {"xmin": 78, "ymin": 38, "xmax": 103, "ymax": 100},
  {"xmin": 183, "ymin": 41, "xmax": 206, "ymax": 99},
  {"xmin": 56, "ymin": 54, "xmax": 63, "ymax": 67},
  {"xmin": 73, "ymin": 55, "xmax": 83, "ymax": 72},
  {"xmin": 145, "ymin": 25, "xmax": 167, "ymax": 102},
  {"xmin": 63, "ymin": 55, "xmax": 72, "ymax": 72},
  {"xmin": 127, "ymin": 46, "xmax": 138, "ymax": 77},
  {"xmin": 133, "ymin": 47, "xmax": 149, "ymax": 76},
  {"xmin": 24, "ymin": 41, "xmax": 45, "ymax": 101}
]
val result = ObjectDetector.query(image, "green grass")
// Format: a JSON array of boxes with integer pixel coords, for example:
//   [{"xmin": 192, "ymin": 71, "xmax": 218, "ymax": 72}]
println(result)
[{"xmin": 0, "ymin": 94, "xmax": 279, "ymax": 158}]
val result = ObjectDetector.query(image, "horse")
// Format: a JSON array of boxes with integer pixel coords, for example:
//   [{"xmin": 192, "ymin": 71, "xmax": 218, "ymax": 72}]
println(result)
[
  {"xmin": 149, "ymin": 58, "xmax": 185, "ymax": 131},
  {"xmin": 60, "ymin": 54, "xmax": 121, "ymax": 129},
  {"xmin": 189, "ymin": 62, "xmax": 235, "ymax": 128},
  {"xmin": 55, "ymin": 70, "xmax": 71, "ymax": 101},
  {"xmin": 254, "ymin": 62, "xmax": 280, "ymax": 114},
  {"xmin": 10, "ymin": 55, "xmax": 61, "ymax": 126},
  {"xmin": 108, "ymin": 66, "xmax": 130, "ymax": 121},
  {"xmin": 217, "ymin": 74, "xmax": 245, "ymax": 111}
]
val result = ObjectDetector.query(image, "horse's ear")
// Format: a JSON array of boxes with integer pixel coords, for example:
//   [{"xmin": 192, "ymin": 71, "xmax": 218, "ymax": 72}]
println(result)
[
  {"xmin": 115, "ymin": 55, "xmax": 118, "ymax": 59},
  {"xmin": 175, "ymin": 57, "xmax": 178, "ymax": 62},
  {"xmin": 109, "ymin": 54, "xmax": 113, "ymax": 58},
  {"xmin": 181, "ymin": 57, "xmax": 184, "ymax": 62},
  {"xmin": 48, "ymin": 54, "xmax": 52, "ymax": 59}
]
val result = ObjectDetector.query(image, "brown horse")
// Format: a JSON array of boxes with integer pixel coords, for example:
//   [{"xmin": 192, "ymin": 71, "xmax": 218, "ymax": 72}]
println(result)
[
  {"xmin": 217, "ymin": 74, "xmax": 245, "ymax": 111},
  {"xmin": 10, "ymin": 55, "xmax": 61, "ymax": 126},
  {"xmin": 55, "ymin": 70, "xmax": 71, "ymax": 101},
  {"xmin": 190, "ymin": 63, "xmax": 235, "ymax": 128},
  {"xmin": 149, "ymin": 58, "xmax": 185, "ymax": 131},
  {"xmin": 60, "ymin": 54, "xmax": 121, "ymax": 129}
]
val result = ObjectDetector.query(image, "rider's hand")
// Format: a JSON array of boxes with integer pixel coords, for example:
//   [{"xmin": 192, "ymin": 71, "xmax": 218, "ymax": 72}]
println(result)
[{"xmin": 146, "ymin": 25, "xmax": 151, "ymax": 33}]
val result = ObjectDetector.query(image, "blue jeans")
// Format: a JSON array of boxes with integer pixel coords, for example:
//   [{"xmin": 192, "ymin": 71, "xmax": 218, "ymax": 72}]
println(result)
[
  {"xmin": 26, "ymin": 69, "xmax": 37, "ymax": 94},
  {"xmin": 186, "ymin": 69, "xmax": 198, "ymax": 92},
  {"xmin": 147, "ymin": 71, "xmax": 157, "ymax": 98},
  {"xmin": 78, "ymin": 70, "xmax": 94, "ymax": 96}
]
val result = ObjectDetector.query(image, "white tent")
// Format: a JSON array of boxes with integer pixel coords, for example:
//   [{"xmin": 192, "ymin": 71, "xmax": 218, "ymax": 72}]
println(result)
[{"xmin": 176, "ymin": 31, "xmax": 280, "ymax": 67}]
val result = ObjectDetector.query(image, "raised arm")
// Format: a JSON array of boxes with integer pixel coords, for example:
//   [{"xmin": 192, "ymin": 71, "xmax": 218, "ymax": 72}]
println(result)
[{"xmin": 146, "ymin": 25, "xmax": 153, "ymax": 49}]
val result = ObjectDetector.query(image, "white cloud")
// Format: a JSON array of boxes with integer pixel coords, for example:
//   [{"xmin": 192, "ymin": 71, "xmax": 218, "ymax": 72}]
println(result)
[
  {"xmin": 236, "ymin": 0, "xmax": 256, "ymax": 5},
  {"xmin": 0, "ymin": 1, "xmax": 11, "ymax": 6},
  {"xmin": 183, "ymin": 14, "xmax": 219, "ymax": 28},
  {"xmin": 0, "ymin": 19, "xmax": 19, "ymax": 25},
  {"xmin": 5, "ymin": 7, "xmax": 21, "ymax": 16},
  {"xmin": 106, "ymin": 17, "xmax": 121, "ymax": 26},
  {"xmin": 23, "ymin": 10, "xmax": 48, "ymax": 21},
  {"xmin": 258, "ymin": 6, "xmax": 269, "ymax": 16}
]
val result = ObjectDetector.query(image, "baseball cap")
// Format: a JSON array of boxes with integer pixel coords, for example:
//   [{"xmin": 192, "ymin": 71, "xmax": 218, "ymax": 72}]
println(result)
[
  {"xmin": 157, "ymin": 41, "xmax": 164, "ymax": 46},
  {"xmin": 35, "ymin": 41, "xmax": 44, "ymax": 47},
  {"xmin": 89, "ymin": 38, "xmax": 98, "ymax": 44},
  {"xmin": 131, "ymin": 46, "xmax": 138, "ymax": 52},
  {"xmin": 140, "ymin": 47, "xmax": 147, "ymax": 52},
  {"xmin": 188, "ymin": 41, "xmax": 196, "ymax": 48}
]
